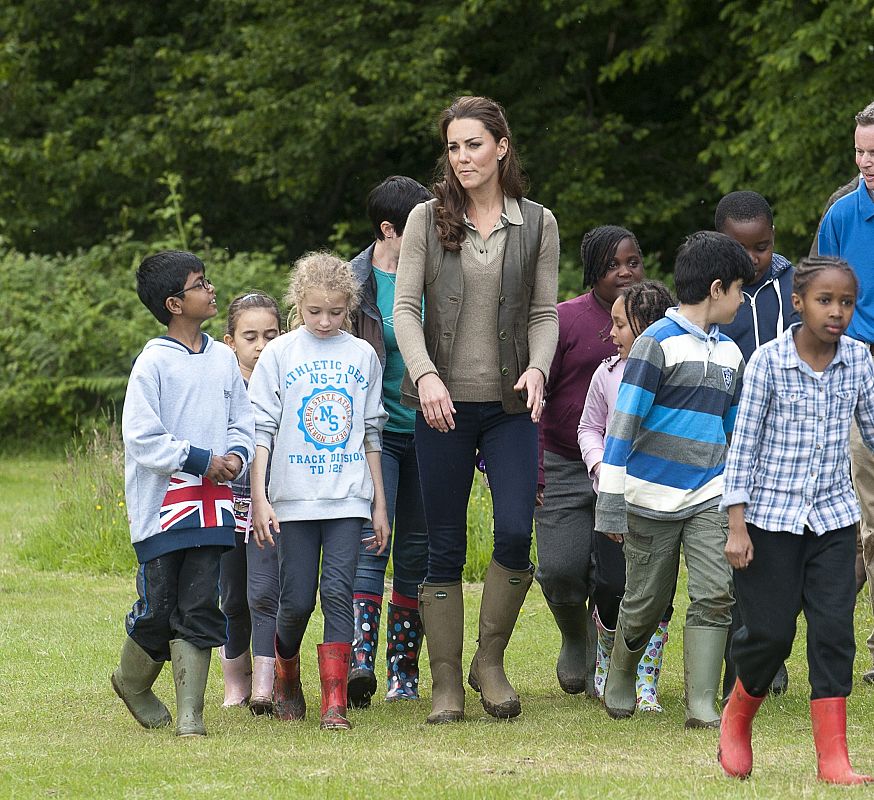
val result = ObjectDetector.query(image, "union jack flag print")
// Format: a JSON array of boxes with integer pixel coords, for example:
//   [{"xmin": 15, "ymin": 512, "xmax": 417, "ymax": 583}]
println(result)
[{"xmin": 159, "ymin": 472, "xmax": 235, "ymax": 532}]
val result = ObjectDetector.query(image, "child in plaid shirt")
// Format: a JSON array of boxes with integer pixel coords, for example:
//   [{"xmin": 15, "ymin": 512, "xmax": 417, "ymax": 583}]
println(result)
[{"xmin": 719, "ymin": 256, "xmax": 874, "ymax": 785}]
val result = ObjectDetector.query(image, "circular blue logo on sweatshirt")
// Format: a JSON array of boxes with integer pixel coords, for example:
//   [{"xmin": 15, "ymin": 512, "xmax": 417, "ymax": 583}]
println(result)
[{"xmin": 297, "ymin": 386, "xmax": 354, "ymax": 451}]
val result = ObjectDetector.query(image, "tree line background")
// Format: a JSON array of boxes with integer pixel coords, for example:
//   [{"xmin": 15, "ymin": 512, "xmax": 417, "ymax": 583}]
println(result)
[{"xmin": 2, "ymin": 0, "xmax": 873, "ymax": 435}]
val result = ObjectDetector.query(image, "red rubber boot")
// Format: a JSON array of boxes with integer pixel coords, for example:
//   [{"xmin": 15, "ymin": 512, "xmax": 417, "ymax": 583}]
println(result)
[
  {"xmin": 811, "ymin": 697, "xmax": 873, "ymax": 785},
  {"xmin": 273, "ymin": 636, "xmax": 306, "ymax": 721},
  {"xmin": 318, "ymin": 642, "xmax": 352, "ymax": 730},
  {"xmin": 717, "ymin": 678, "xmax": 766, "ymax": 779}
]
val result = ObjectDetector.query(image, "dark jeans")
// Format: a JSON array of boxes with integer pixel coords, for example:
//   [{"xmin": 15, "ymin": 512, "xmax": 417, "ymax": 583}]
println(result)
[
  {"xmin": 275, "ymin": 518, "xmax": 362, "ymax": 658},
  {"xmin": 353, "ymin": 430, "xmax": 428, "ymax": 600},
  {"xmin": 732, "ymin": 523, "xmax": 856, "ymax": 699},
  {"xmin": 219, "ymin": 531, "xmax": 280, "ymax": 658},
  {"xmin": 126, "ymin": 545, "xmax": 226, "ymax": 662},
  {"xmin": 415, "ymin": 402, "xmax": 538, "ymax": 582}
]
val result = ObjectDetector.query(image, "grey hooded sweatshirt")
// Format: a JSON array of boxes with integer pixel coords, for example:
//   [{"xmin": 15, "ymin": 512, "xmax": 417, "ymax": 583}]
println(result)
[{"xmin": 122, "ymin": 334, "xmax": 255, "ymax": 563}]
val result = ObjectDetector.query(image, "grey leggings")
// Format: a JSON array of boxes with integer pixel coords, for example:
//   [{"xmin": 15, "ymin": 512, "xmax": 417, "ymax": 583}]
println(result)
[{"xmin": 275, "ymin": 518, "xmax": 363, "ymax": 658}]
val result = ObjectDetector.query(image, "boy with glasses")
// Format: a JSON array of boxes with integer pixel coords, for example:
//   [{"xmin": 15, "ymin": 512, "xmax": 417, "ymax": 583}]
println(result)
[{"xmin": 111, "ymin": 250, "xmax": 254, "ymax": 737}]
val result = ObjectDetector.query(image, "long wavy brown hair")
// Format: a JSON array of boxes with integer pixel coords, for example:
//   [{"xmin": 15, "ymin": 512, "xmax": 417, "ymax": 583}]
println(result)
[{"xmin": 433, "ymin": 96, "xmax": 528, "ymax": 252}]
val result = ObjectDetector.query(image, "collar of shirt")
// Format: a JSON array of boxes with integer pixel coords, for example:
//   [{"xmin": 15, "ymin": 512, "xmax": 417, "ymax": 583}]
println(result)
[
  {"xmin": 462, "ymin": 195, "xmax": 522, "ymax": 234},
  {"xmin": 854, "ymin": 176, "xmax": 874, "ymax": 222},
  {"xmin": 665, "ymin": 307, "xmax": 721, "ymax": 344},
  {"xmin": 775, "ymin": 323, "xmax": 850, "ymax": 378}
]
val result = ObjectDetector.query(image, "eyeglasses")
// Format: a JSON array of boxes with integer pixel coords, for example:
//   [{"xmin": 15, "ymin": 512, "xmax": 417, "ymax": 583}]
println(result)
[{"xmin": 170, "ymin": 276, "xmax": 213, "ymax": 299}]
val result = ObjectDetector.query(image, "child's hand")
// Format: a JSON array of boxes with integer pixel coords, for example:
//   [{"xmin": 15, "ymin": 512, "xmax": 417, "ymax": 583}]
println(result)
[
  {"xmin": 602, "ymin": 532, "xmax": 624, "ymax": 543},
  {"xmin": 251, "ymin": 497, "xmax": 278, "ymax": 549},
  {"xmin": 224, "ymin": 452, "xmax": 244, "ymax": 479},
  {"xmin": 205, "ymin": 455, "xmax": 238, "ymax": 484},
  {"xmin": 370, "ymin": 505, "xmax": 391, "ymax": 556},
  {"xmin": 725, "ymin": 522, "xmax": 754, "ymax": 570}
]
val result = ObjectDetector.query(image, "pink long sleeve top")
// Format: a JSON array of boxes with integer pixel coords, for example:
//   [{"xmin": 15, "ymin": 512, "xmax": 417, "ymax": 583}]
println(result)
[{"xmin": 577, "ymin": 356, "xmax": 625, "ymax": 494}]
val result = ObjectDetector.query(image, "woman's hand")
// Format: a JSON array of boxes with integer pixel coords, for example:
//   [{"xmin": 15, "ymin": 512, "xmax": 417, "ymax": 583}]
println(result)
[
  {"xmin": 251, "ymin": 496, "xmax": 278, "ymax": 549},
  {"xmin": 514, "ymin": 368, "xmax": 546, "ymax": 423},
  {"xmin": 370, "ymin": 504, "xmax": 391, "ymax": 556},
  {"xmin": 417, "ymin": 373, "xmax": 456, "ymax": 432}
]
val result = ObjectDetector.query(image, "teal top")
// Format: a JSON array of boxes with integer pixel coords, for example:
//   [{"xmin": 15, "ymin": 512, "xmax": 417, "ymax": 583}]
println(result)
[{"xmin": 374, "ymin": 266, "xmax": 416, "ymax": 433}]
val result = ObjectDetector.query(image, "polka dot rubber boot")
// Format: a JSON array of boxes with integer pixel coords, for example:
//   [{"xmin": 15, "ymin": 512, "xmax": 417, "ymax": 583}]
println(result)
[
  {"xmin": 385, "ymin": 602, "xmax": 423, "ymax": 701},
  {"xmin": 593, "ymin": 607, "xmax": 614, "ymax": 700},
  {"xmin": 636, "ymin": 618, "xmax": 669, "ymax": 713},
  {"xmin": 348, "ymin": 596, "xmax": 381, "ymax": 709}
]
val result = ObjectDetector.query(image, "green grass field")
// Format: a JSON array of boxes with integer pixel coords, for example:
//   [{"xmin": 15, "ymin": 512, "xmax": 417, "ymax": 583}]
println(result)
[{"xmin": 3, "ymin": 453, "xmax": 874, "ymax": 798}]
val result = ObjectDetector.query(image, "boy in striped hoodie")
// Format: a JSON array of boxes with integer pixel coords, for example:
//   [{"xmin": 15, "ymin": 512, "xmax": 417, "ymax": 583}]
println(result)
[{"xmin": 595, "ymin": 231, "xmax": 754, "ymax": 728}]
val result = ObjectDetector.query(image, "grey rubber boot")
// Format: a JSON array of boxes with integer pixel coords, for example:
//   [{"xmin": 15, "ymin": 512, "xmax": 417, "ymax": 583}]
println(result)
[
  {"xmin": 170, "ymin": 639, "xmax": 212, "ymax": 737},
  {"xmin": 684, "ymin": 625, "xmax": 728, "ymax": 729},
  {"xmin": 545, "ymin": 600, "xmax": 589, "ymax": 695},
  {"xmin": 467, "ymin": 559, "xmax": 533, "ymax": 719},
  {"xmin": 111, "ymin": 636, "xmax": 172, "ymax": 729},
  {"xmin": 419, "ymin": 581, "xmax": 465, "ymax": 724},
  {"xmin": 603, "ymin": 621, "xmax": 646, "ymax": 720}
]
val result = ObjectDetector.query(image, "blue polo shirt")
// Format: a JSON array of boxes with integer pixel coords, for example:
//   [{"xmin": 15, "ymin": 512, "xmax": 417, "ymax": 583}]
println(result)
[{"xmin": 819, "ymin": 178, "xmax": 874, "ymax": 342}]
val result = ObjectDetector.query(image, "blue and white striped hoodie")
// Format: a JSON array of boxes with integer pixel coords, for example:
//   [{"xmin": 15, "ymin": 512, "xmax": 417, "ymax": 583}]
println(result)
[{"xmin": 594, "ymin": 309, "xmax": 745, "ymax": 534}]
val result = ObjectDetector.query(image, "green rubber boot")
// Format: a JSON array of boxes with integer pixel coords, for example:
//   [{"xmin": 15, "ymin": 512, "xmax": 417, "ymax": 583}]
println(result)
[
  {"xmin": 419, "ymin": 581, "xmax": 465, "ymax": 724},
  {"xmin": 111, "ymin": 636, "xmax": 172, "ymax": 729},
  {"xmin": 170, "ymin": 639, "xmax": 212, "ymax": 737},
  {"xmin": 545, "ymin": 600, "xmax": 589, "ymax": 695},
  {"xmin": 467, "ymin": 559, "xmax": 533, "ymax": 719},
  {"xmin": 684, "ymin": 625, "xmax": 727, "ymax": 729},
  {"xmin": 603, "ymin": 621, "xmax": 646, "ymax": 720}
]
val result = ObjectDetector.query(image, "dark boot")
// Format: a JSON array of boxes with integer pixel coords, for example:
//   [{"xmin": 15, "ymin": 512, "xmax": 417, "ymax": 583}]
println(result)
[
  {"xmin": 111, "ymin": 636, "xmax": 172, "ymax": 729},
  {"xmin": 467, "ymin": 559, "xmax": 533, "ymax": 719},
  {"xmin": 385, "ymin": 602, "xmax": 423, "ymax": 701},
  {"xmin": 545, "ymin": 600, "xmax": 588, "ymax": 695},
  {"xmin": 348, "ymin": 596, "xmax": 381, "ymax": 709},
  {"xmin": 169, "ymin": 639, "xmax": 211, "ymax": 737},
  {"xmin": 419, "ymin": 581, "xmax": 465, "ymax": 724},
  {"xmin": 718, "ymin": 678, "xmax": 766, "ymax": 779},
  {"xmin": 684, "ymin": 625, "xmax": 727, "ymax": 729},
  {"xmin": 811, "ymin": 697, "xmax": 873, "ymax": 784},
  {"xmin": 603, "ymin": 621, "xmax": 646, "ymax": 720},
  {"xmin": 273, "ymin": 636, "xmax": 306, "ymax": 721},
  {"xmin": 318, "ymin": 642, "xmax": 352, "ymax": 730},
  {"xmin": 769, "ymin": 662, "xmax": 789, "ymax": 695}
]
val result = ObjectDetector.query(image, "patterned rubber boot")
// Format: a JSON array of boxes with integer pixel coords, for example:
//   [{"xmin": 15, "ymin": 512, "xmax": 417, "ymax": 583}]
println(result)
[
  {"xmin": 348, "ymin": 594, "xmax": 381, "ymax": 709},
  {"xmin": 593, "ymin": 607, "xmax": 615, "ymax": 700},
  {"xmin": 636, "ymin": 618, "xmax": 669, "ymax": 712},
  {"xmin": 385, "ymin": 601, "xmax": 423, "ymax": 701}
]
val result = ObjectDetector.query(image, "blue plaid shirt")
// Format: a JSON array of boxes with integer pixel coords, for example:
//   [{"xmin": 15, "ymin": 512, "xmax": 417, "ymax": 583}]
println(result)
[{"xmin": 722, "ymin": 325, "xmax": 874, "ymax": 534}]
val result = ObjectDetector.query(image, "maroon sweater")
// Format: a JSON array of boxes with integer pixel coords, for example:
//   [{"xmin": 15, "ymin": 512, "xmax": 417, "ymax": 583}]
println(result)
[{"xmin": 539, "ymin": 291, "xmax": 617, "ymax": 486}]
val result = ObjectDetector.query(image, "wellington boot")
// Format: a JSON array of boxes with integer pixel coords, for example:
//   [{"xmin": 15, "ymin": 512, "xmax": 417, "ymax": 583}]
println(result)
[
  {"xmin": 811, "ymin": 697, "xmax": 874, "ymax": 784},
  {"xmin": 467, "ymin": 559, "xmax": 533, "ymax": 719},
  {"xmin": 584, "ymin": 605, "xmax": 598, "ymax": 698},
  {"xmin": 717, "ymin": 678, "xmax": 766, "ymax": 778},
  {"xmin": 111, "ymin": 636, "xmax": 172, "ymax": 729},
  {"xmin": 169, "ymin": 639, "xmax": 211, "ymax": 737},
  {"xmin": 546, "ymin": 600, "xmax": 589, "ymax": 695},
  {"xmin": 249, "ymin": 656, "xmax": 275, "ymax": 716},
  {"xmin": 385, "ymin": 602, "xmax": 423, "ymax": 701},
  {"xmin": 603, "ymin": 621, "xmax": 646, "ymax": 720},
  {"xmin": 348, "ymin": 596, "xmax": 381, "ymax": 709},
  {"xmin": 684, "ymin": 625, "xmax": 727, "ymax": 729},
  {"xmin": 218, "ymin": 646, "xmax": 252, "ymax": 708},
  {"xmin": 636, "ymin": 618, "xmax": 669, "ymax": 713},
  {"xmin": 593, "ymin": 607, "xmax": 615, "ymax": 700},
  {"xmin": 419, "ymin": 581, "xmax": 465, "ymax": 724},
  {"xmin": 273, "ymin": 637, "xmax": 306, "ymax": 721},
  {"xmin": 317, "ymin": 642, "xmax": 352, "ymax": 730}
]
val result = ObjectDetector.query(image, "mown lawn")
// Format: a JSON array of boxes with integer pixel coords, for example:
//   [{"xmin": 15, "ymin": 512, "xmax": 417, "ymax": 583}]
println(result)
[{"xmin": 2, "ymin": 453, "xmax": 874, "ymax": 798}]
